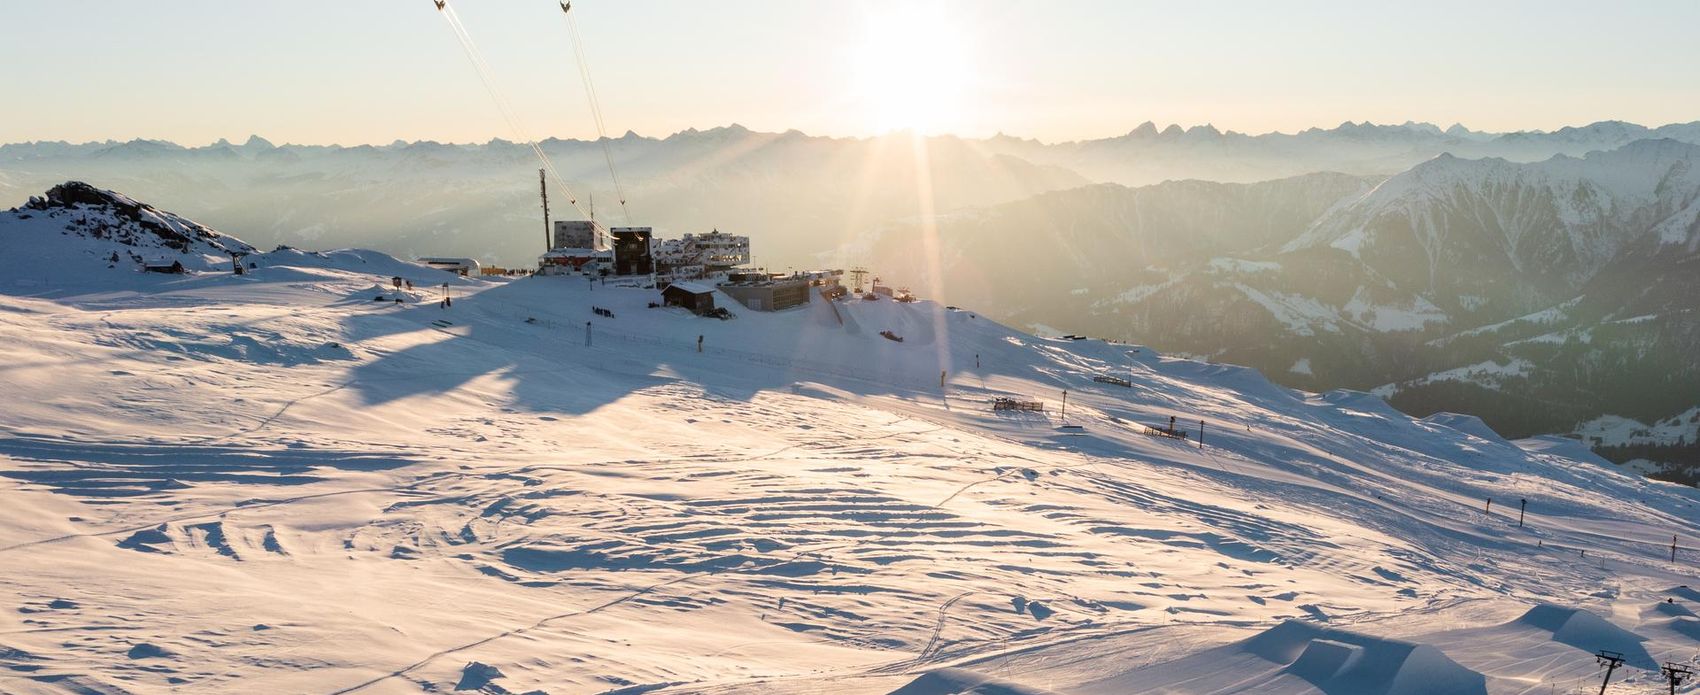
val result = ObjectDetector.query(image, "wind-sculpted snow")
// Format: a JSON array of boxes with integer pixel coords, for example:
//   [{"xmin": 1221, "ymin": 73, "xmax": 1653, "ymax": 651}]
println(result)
[{"xmin": 3, "ymin": 192, "xmax": 1700, "ymax": 693}]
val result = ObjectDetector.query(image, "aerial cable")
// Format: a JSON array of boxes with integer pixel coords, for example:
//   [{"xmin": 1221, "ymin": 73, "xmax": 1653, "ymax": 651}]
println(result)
[
  {"xmin": 433, "ymin": 1, "xmax": 591, "ymax": 220},
  {"xmin": 560, "ymin": 1, "xmax": 633, "ymax": 226},
  {"xmin": 440, "ymin": 3, "xmax": 583, "ymax": 215}
]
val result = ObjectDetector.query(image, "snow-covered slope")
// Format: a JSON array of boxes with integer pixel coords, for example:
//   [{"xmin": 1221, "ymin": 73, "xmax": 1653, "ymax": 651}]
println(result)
[
  {"xmin": 2, "ymin": 181, "xmax": 255, "ymax": 275},
  {"xmin": 3, "ymin": 190, "xmax": 1700, "ymax": 694}
]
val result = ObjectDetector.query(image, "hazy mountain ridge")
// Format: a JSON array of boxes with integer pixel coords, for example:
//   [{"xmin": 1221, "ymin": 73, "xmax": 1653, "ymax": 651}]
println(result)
[
  {"xmin": 5, "ymin": 119, "xmax": 1699, "ymax": 270},
  {"xmin": 980, "ymin": 119, "xmax": 1700, "ymax": 187},
  {"xmin": 860, "ymin": 171, "xmax": 1379, "ymax": 318},
  {"xmin": 0, "ymin": 126, "xmax": 1088, "ymax": 269}
]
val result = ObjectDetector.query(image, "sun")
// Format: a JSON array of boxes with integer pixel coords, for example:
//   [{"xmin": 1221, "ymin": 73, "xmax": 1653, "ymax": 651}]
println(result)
[{"xmin": 851, "ymin": 8, "xmax": 975, "ymax": 134}]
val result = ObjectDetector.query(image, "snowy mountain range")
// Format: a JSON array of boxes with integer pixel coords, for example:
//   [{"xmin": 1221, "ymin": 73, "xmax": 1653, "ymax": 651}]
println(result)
[
  {"xmin": 4, "ymin": 184, "xmax": 1700, "ymax": 694},
  {"xmin": 864, "ymin": 138, "xmax": 1700, "ymax": 475}
]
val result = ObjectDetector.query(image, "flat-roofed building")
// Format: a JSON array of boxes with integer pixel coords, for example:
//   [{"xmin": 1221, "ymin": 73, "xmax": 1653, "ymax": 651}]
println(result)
[
  {"xmin": 417, "ymin": 257, "xmax": 481, "ymax": 277},
  {"xmin": 717, "ymin": 275, "xmax": 811, "ymax": 311}
]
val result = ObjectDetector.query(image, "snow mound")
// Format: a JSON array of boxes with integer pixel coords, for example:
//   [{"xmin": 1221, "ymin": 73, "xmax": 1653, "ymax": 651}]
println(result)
[
  {"xmin": 1648, "ymin": 600, "xmax": 1697, "ymax": 618},
  {"xmin": 1421, "ymin": 412, "xmax": 1505, "ymax": 442},
  {"xmin": 256, "ymin": 246, "xmax": 480, "ymax": 287},
  {"xmin": 1314, "ymin": 389, "xmax": 1406, "ymax": 421},
  {"xmin": 1513, "ymin": 435, "xmax": 1617, "ymax": 468},
  {"xmin": 1640, "ymin": 599, "xmax": 1700, "ymax": 642},
  {"xmin": 1514, "ymin": 604, "xmax": 1656, "ymax": 669},
  {"xmin": 887, "ymin": 668, "xmax": 1062, "ymax": 695},
  {"xmin": 1243, "ymin": 620, "xmax": 1487, "ymax": 695}
]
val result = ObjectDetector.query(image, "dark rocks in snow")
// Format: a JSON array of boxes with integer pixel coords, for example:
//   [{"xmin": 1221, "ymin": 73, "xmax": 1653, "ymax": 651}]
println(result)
[
  {"xmin": 455, "ymin": 661, "xmax": 505, "ymax": 691},
  {"xmin": 116, "ymin": 524, "xmax": 173, "ymax": 552},
  {"xmin": 126, "ymin": 642, "xmax": 171, "ymax": 659},
  {"xmin": 14, "ymin": 181, "xmax": 254, "ymax": 257}
]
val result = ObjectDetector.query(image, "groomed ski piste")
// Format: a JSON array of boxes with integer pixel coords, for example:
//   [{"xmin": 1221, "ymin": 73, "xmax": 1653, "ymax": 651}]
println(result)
[{"xmin": 4, "ymin": 184, "xmax": 1700, "ymax": 694}]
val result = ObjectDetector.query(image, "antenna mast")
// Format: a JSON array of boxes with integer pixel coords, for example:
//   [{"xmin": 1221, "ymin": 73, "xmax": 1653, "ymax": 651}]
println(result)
[{"xmin": 539, "ymin": 168, "xmax": 551, "ymax": 254}]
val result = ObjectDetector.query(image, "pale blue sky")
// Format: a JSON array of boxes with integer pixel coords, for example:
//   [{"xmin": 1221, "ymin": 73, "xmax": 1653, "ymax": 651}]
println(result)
[{"xmin": 2, "ymin": 1, "xmax": 1696, "ymax": 145}]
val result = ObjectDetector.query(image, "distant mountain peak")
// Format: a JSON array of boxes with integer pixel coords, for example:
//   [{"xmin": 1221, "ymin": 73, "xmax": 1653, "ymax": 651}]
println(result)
[
  {"xmin": 702, "ymin": 124, "xmax": 752, "ymax": 138},
  {"xmin": 1127, "ymin": 121, "xmax": 1159, "ymax": 137}
]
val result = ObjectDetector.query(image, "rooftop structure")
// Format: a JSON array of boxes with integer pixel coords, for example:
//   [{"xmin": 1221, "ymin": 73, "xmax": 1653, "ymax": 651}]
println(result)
[{"xmin": 553, "ymin": 220, "xmax": 607, "ymax": 252}]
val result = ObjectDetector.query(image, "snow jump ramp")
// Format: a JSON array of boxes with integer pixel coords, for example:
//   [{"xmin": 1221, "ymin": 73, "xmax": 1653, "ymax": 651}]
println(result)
[
  {"xmin": 1514, "ymin": 604, "xmax": 1657, "ymax": 669},
  {"xmin": 887, "ymin": 667, "xmax": 1062, "ymax": 695},
  {"xmin": 1243, "ymin": 620, "xmax": 1488, "ymax": 695}
]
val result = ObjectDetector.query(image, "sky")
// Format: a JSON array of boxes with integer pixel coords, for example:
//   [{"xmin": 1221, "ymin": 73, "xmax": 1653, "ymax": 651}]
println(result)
[{"xmin": 2, "ymin": 0, "xmax": 1698, "ymax": 146}]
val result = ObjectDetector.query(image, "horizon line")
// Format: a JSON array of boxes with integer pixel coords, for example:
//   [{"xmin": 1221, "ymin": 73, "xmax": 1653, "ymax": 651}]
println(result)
[{"xmin": 8, "ymin": 117, "xmax": 1700, "ymax": 151}]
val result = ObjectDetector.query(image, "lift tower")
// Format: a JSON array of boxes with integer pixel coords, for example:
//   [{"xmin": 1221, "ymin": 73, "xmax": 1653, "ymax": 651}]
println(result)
[{"xmin": 539, "ymin": 168, "xmax": 551, "ymax": 254}]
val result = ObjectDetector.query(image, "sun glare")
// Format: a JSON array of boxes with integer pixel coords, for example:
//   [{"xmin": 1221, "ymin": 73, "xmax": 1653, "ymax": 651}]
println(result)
[{"xmin": 851, "ymin": 8, "xmax": 975, "ymax": 134}]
